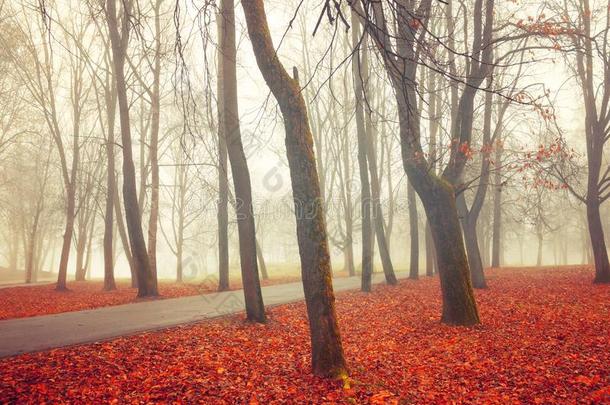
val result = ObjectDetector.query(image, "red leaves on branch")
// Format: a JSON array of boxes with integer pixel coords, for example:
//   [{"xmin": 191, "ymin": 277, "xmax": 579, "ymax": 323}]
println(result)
[{"xmin": 1, "ymin": 266, "xmax": 608, "ymax": 403}]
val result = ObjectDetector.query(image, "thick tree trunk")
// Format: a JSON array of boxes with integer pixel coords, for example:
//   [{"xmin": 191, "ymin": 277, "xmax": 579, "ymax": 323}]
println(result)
[
  {"xmin": 220, "ymin": 0, "xmax": 266, "ymax": 323},
  {"xmin": 242, "ymin": 0, "xmax": 347, "ymax": 378},
  {"xmin": 106, "ymin": 0, "xmax": 157, "ymax": 297},
  {"xmin": 587, "ymin": 198, "xmax": 610, "ymax": 283},
  {"xmin": 351, "ymin": 11, "xmax": 373, "ymax": 292},
  {"xmin": 408, "ymin": 182, "xmax": 419, "ymax": 279},
  {"xmin": 416, "ymin": 178, "xmax": 480, "ymax": 325}
]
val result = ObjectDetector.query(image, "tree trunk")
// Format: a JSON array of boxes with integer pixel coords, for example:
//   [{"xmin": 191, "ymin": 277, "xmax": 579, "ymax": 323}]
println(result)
[
  {"xmin": 103, "ymin": 82, "xmax": 118, "ymax": 291},
  {"xmin": 216, "ymin": 10, "xmax": 230, "ymax": 292},
  {"xmin": 461, "ymin": 208, "xmax": 487, "ymax": 288},
  {"xmin": 491, "ymin": 139, "xmax": 502, "ymax": 268},
  {"xmin": 106, "ymin": 0, "xmax": 157, "ymax": 297},
  {"xmin": 255, "ymin": 238, "xmax": 269, "ymax": 280},
  {"xmin": 408, "ymin": 182, "xmax": 419, "ymax": 279},
  {"xmin": 147, "ymin": 0, "xmax": 163, "ymax": 292},
  {"xmin": 176, "ymin": 242, "xmax": 183, "ymax": 283},
  {"xmin": 587, "ymin": 198, "xmax": 610, "ymax": 283},
  {"xmin": 362, "ymin": 40, "xmax": 397, "ymax": 286},
  {"xmin": 56, "ymin": 184, "xmax": 75, "ymax": 291},
  {"xmin": 114, "ymin": 181, "xmax": 137, "ymax": 287},
  {"xmin": 416, "ymin": 179, "xmax": 480, "ymax": 325},
  {"xmin": 351, "ymin": 11, "xmax": 373, "ymax": 292},
  {"xmin": 536, "ymin": 231, "xmax": 543, "ymax": 266},
  {"xmin": 425, "ymin": 222, "xmax": 436, "ymax": 276},
  {"xmin": 74, "ymin": 229, "xmax": 87, "ymax": 281},
  {"xmin": 25, "ymin": 212, "xmax": 40, "ymax": 284},
  {"xmin": 242, "ymin": 0, "xmax": 347, "ymax": 378},
  {"xmin": 219, "ymin": 0, "xmax": 266, "ymax": 322}
]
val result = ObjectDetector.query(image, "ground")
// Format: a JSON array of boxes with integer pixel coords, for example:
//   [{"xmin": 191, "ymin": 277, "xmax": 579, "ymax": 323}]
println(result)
[
  {"xmin": 0, "ymin": 271, "xmax": 306, "ymax": 320},
  {"xmin": 1, "ymin": 266, "xmax": 609, "ymax": 403}
]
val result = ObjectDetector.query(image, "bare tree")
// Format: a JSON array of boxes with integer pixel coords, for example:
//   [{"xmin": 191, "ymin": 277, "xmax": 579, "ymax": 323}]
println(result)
[{"xmin": 242, "ymin": 0, "xmax": 347, "ymax": 378}]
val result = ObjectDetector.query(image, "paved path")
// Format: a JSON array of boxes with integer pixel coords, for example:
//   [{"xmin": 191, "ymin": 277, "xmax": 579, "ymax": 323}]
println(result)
[{"xmin": 0, "ymin": 272, "xmax": 407, "ymax": 358}]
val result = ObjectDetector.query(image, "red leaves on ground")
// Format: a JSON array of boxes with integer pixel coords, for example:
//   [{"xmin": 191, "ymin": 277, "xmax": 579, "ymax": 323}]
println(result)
[
  {"xmin": 1, "ymin": 266, "xmax": 609, "ymax": 403},
  {"xmin": 0, "ymin": 276, "xmax": 301, "ymax": 320}
]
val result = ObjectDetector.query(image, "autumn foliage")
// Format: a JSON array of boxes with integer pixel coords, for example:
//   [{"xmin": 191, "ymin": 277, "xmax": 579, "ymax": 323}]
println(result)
[{"xmin": 1, "ymin": 266, "xmax": 608, "ymax": 403}]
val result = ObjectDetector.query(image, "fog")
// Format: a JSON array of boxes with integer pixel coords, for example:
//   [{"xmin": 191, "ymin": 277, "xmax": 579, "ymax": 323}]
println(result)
[{"xmin": 0, "ymin": 0, "xmax": 608, "ymax": 288}]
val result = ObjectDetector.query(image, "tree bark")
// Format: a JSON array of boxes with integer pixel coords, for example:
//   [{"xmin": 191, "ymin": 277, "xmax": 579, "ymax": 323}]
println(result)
[
  {"xmin": 351, "ymin": 10, "xmax": 373, "ymax": 292},
  {"xmin": 106, "ymin": 0, "xmax": 157, "ymax": 297},
  {"xmin": 242, "ymin": 0, "xmax": 347, "ymax": 378},
  {"xmin": 587, "ymin": 198, "xmax": 610, "ymax": 282},
  {"xmin": 408, "ymin": 182, "xmax": 419, "ymax": 279},
  {"xmin": 114, "ymin": 181, "xmax": 137, "ymax": 287},
  {"xmin": 147, "ymin": 0, "xmax": 163, "ymax": 292},
  {"xmin": 491, "ymin": 134, "xmax": 503, "ymax": 268},
  {"xmin": 256, "ymin": 238, "xmax": 269, "ymax": 280},
  {"xmin": 56, "ymin": 183, "xmax": 76, "ymax": 290},
  {"xmin": 216, "ymin": 10, "xmax": 230, "ymax": 292},
  {"xmin": 219, "ymin": 0, "xmax": 266, "ymax": 322},
  {"xmin": 103, "ymin": 80, "xmax": 118, "ymax": 291},
  {"xmin": 354, "ymin": 0, "xmax": 480, "ymax": 325},
  {"xmin": 362, "ymin": 38, "xmax": 397, "ymax": 286}
]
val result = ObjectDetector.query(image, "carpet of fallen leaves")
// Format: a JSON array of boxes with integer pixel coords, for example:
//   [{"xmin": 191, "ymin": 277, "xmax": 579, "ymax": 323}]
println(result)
[
  {"xmin": 1, "ymin": 266, "xmax": 609, "ymax": 404},
  {"xmin": 0, "ymin": 276, "xmax": 302, "ymax": 320}
]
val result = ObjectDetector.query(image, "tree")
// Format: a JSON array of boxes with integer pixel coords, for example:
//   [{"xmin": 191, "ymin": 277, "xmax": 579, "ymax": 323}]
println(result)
[
  {"xmin": 216, "ymin": 8, "xmax": 230, "ymax": 291},
  {"xmin": 350, "ymin": 9, "xmax": 373, "ymax": 291},
  {"xmin": 105, "ymin": 0, "xmax": 157, "ymax": 297},
  {"xmin": 218, "ymin": 0, "xmax": 266, "ymax": 322},
  {"xmin": 350, "ymin": 0, "xmax": 480, "ymax": 325},
  {"xmin": 242, "ymin": 0, "xmax": 348, "ymax": 378}
]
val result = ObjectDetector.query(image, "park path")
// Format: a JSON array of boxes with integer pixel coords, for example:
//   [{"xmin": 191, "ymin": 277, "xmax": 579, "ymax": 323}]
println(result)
[{"xmin": 0, "ymin": 272, "xmax": 407, "ymax": 358}]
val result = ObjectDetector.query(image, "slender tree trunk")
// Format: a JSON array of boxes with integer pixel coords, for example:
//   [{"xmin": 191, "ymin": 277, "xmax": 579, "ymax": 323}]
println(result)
[
  {"xmin": 536, "ymin": 231, "xmax": 543, "ymax": 266},
  {"xmin": 425, "ymin": 223, "xmax": 436, "ymax": 276},
  {"xmin": 176, "ymin": 241, "xmax": 183, "ymax": 283},
  {"xmin": 103, "ymin": 83, "xmax": 118, "ymax": 291},
  {"xmin": 220, "ymin": 0, "xmax": 266, "ymax": 322},
  {"xmin": 461, "ymin": 210, "xmax": 487, "ymax": 288},
  {"xmin": 106, "ymin": 0, "xmax": 157, "ymax": 297},
  {"xmin": 75, "ymin": 230, "xmax": 87, "ymax": 281},
  {"xmin": 56, "ymin": 184, "xmax": 76, "ymax": 290},
  {"xmin": 114, "ymin": 182, "xmax": 137, "ymax": 287},
  {"xmin": 216, "ymin": 10, "xmax": 230, "ymax": 292},
  {"xmin": 351, "ymin": 11, "xmax": 373, "ymax": 292},
  {"xmin": 147, "ymin": 0, "xmax": 163, "ymax": 292},
  {"xmin": 491, "ymin": 136, "xmax": 503, "ymax": 268},
  {"xmin": 408, "ymin": 182, "xmax": 419, "ymax": 279},
  {"xmin": 255, "ymin": 238, "xmax": 269, "ymax": 280},
  {"xmin": 242, "ymin": 0, "xmax": 347, "ymax": 378},
  {"xmin": 25, "ymin": 212, "xmax": 40, "ymax": 284}
]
